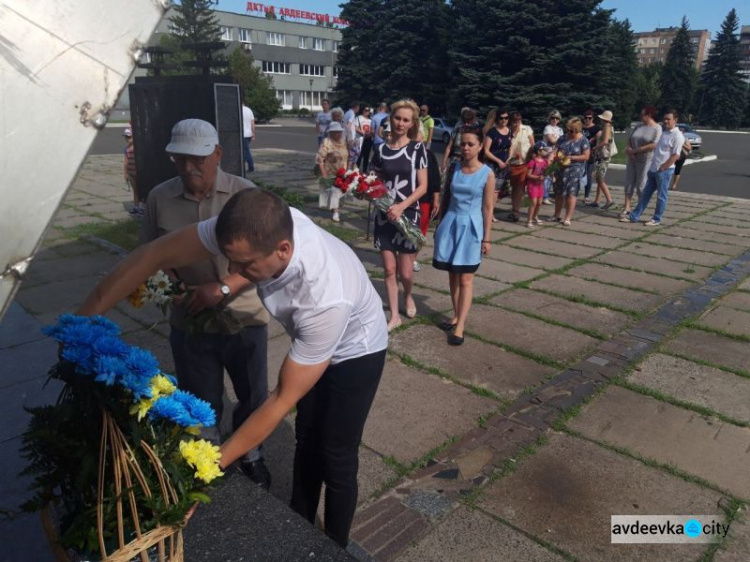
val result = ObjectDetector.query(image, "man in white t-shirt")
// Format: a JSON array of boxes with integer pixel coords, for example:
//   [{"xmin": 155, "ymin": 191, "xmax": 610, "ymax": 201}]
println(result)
[
  {"xmin": 76, "ymin": 189, "xmax": 388, "ymax": 548},
  {"xmin": 242, "ymin": 105, "xmax": 255, "ymax": 174},
  {"xmin": 625, "ymin": 109, "xmax": 684, "ymax": 226}
]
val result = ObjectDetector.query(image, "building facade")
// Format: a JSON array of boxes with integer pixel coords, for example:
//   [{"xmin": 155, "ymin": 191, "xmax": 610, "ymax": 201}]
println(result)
[
  {"xmin": 634, "ymin": 28, "xmax": 711, "ymax": 70},
  {"xmin": 146, "ymin": 7, "xmax": 342, "ymax": 111},
  {"xmin": 740, "ymin": 26, "xmax": 750, "ymax": 84}
]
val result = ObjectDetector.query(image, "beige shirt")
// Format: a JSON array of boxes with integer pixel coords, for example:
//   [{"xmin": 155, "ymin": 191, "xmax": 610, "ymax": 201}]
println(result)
[{"xmin": 140, "ymin": 169, "xmax": 269, "ymax": 332}]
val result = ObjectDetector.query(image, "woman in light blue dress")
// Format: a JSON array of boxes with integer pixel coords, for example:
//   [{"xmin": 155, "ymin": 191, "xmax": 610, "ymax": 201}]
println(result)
[{"xmin": 433, "ymin": 127, "xmax": 495, "ymax": 345}]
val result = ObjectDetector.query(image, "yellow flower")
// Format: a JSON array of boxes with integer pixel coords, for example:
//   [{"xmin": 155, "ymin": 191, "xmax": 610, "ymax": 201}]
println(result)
[
  {"xmin": 150, "ymin": 374, "xmax": 177, "ymax": 398},
  {"xmin": 179, "ymin": 439, "xmax": 223, "ymax": 484},
  {"xmin": 127, "ymin": 283, "xmax": 147, "ymax": 308},
  {"xmin": 131, "ymin": 398, "xmax": 155, "ymax": 421}
]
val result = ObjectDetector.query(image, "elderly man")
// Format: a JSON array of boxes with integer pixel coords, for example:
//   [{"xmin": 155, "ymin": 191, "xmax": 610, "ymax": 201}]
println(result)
[
  {"xmin": 140, "ymin": 119, "xmax": 271, "ymax": 488},
  {"xmin": 623, "ymin": 109, "xmax": 684, "ymax": 226}
]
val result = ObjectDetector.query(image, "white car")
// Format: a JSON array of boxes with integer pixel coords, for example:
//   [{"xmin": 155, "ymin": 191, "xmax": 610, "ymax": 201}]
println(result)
[
  {"xmin": 431, "ymin": 117, "xmax": 455, "ymax": 144},
  {"xmin": 677, "ymin": 123, "xmax": 702, "ymax": 151}
]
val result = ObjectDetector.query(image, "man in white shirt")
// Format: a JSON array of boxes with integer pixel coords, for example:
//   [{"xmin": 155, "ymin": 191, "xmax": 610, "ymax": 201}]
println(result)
[
  {"xmin": 242, "ymin": 104, "xmax": 255, "ymax": 174},
  {"xmin": 625, "ymin": 109, "xmax": 684, "ymax": 226},
  {"xmin": 76, "ymin": 189, "xmax": 388, "ymax": 548}
]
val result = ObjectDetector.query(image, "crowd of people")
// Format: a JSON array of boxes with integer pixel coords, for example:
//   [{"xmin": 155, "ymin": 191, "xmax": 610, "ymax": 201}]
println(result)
[{"xmin": 313, "ymin": 99, "xmax": 687, "ymax": 342}]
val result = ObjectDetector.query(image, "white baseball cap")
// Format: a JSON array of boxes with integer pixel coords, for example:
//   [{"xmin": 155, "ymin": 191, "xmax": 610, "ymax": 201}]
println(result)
[
  {"xmin": 165, "ymin": 119, "xmax": 219, "ymax": 156},
  {"xmin": 327, "ymin": 121, "xmax": 344, "ymax": 133}
]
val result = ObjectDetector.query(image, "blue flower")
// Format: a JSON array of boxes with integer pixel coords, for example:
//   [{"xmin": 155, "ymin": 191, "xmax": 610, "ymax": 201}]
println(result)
[
  {"xmin": 120, "ymin": 370, "xmax": 154, "ymax": 400},
  {"xmin": 148, "ymin": 395, "xmax": 184, "ymax": 423},
  {"xmin": 92, "ymin": 336, "xmax": 130, "ymax": 358},
  {"xmin": 89, "ymin": 315, "xmax": 121, "ymax": 336},
  {"xmin": 95, "ymin": 355, "xmax": 128, "ymax": 386},
  {"xmin": 148, "ymin": 391, "xmax": 216, "ymax": 427},
  {"xmin": 174, "ymin": 391, "xmax": 216, "ymax": 427},
  {"xmin": 61, "ymin": 344, "xmax": 95, "ymax": 374},
  {"xmin": 124, "ymin": 348, "xmax": 159, "ymax": 380}
]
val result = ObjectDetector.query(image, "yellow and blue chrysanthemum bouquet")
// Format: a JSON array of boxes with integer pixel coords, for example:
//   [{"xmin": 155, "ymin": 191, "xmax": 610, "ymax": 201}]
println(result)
[{"xmin": 21, "ymin": 314, "xmax": 223, "ymax": 560}]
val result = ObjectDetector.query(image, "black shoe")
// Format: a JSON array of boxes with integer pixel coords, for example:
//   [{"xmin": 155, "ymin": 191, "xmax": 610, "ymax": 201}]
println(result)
[
  {"xmin": 240, "ymin": 458, "xmax": 271, "ymax": 490},
  {"xmin": 507, "ymin": 212, "xmax": 520, "ymax": 223},
  {"xmin": 438, "ymin": 320, "xmax": 457, "ymax": 331},
  {"xmin": 447, "ymin": 333, "xmax": 464, "ymax": 346}
]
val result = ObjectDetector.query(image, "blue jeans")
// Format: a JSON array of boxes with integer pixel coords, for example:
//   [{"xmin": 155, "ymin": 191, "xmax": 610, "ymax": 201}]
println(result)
[
  {"xmin": 629, "ymin": 169, "xmax": 673, "ymax": 223},
  {"xmin": 243, "ymin": 137, "xmax": 254, "ymax": 172},
  {"xmin": 544, "ymin": 175, "xmax": 553, "ymax": 197},
  {"xmin": 584, "ymin": 161, "xmax": 595, "ymax": 198}
]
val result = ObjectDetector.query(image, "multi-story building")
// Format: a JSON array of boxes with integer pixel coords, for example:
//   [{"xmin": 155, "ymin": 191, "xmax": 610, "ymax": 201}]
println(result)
[
  {"xmin": 139, "ymin": 6, "xmax": 342, "ymax": 112},
  {"xmin": 634, "ymin": 27, "xmax": 711, "ymax": 70},
  {"xmin": 740, "ymin": 25, "xmax": 750, "ymax": 84}
]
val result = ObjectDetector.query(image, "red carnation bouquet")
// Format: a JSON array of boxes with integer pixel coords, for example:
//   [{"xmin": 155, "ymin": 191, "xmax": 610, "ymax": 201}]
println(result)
[{"xmin": 328, "ymin": 168, "xmax": 426, "ymax": 248}]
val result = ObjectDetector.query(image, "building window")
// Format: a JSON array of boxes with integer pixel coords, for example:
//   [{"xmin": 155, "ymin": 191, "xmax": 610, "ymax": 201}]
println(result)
[
  {"xmin": 267, "ymin": 32, "xmax": 285, "ymax": 46},
  {"xmin": 299, "ymin": 36, "xmax": 307, "ymax": 49},
  {"xmin": 660, "ymin": 38, "xmax": 666, "ymax": 44},
  {"xmin": 239, "ymin": 29, "xmax": 252, "ymax": 43},
  {"xmin": 300, "ymin": 64, "xmax": 325, "ymax": 77},
  {"xmin": 333, "ymin": 66, "xmax": 340, "ymax": 77},
  {"xmin": 262, "ymin": 61, "xmax": 291, "ymax": 74},
  {"xmin": 312, "ymin": 38, "xmax": 325, "ymax": 51},
  {"xmin": 300, "ymin": 90, "xmax": 326, "ymax": 109},
  {"xmin": 332, "ymin": 40, "xmax": 339, "ymax": 52},
  {"xmin": 275, "ymin": 90, "xmax": 293, "ymax": 109},
  {"xmin": 220, "ymin": 26, "xmax": 233, "ymax": 41}
]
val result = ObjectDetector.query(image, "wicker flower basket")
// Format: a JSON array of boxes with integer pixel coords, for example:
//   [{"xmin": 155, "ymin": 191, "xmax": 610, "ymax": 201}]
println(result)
[{"xmin": 41, "ymin": 410, "xmax": 184, "ymax": 562}]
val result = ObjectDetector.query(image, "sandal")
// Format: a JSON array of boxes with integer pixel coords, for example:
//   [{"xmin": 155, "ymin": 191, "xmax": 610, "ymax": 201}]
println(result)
[
  {"xmin": 602, "ymin": 201, "xmax": 615, "ymax": 210},
  {"xmin": 387, "ymin": 317, "xmax": 402, "ymax": 332},
  {"xmin": 546, "ymin": 216, "xmax": 561, "ymax": 223},
  {"xmin": 405, "ymin": 297, "xmax": 417, "ymax": 319},
  {"xmin": 563, "ymin": 220, "xmax": 572, "ymax": 226}
]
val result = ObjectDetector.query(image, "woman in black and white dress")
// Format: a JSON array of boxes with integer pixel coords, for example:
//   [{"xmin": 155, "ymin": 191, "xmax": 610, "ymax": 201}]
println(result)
[{"xmin": 371, "ymin": 99, "xmax": 428, "ymax": 332}]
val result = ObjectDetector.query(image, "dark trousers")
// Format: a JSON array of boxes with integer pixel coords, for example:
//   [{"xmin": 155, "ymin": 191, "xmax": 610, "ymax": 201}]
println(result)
[
  {"xmin": 169, "ymin": 325, "xmax": 268, "ymax": 460},
  {"xmin": 357, "ymin": 138, "xmax": 374, "ymax": 173},
  {"xmin": 290, "ymin": 349, "xmax": 387, "ymax": 548},
  {"xmin": 243, "ymin": 137, "xmax": 255, "ymax": 173}
]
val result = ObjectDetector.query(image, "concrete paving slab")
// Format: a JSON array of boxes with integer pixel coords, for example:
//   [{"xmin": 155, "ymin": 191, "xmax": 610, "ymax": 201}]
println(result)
[
  {"xmin": 45, "ymin": 240, "xmax": 100, "ymax": 258},
  {"xmin": 568, "ymin": 221, "xmax": 647, "ymax": 239},
  {"xmin": 530, "ymin": 275, "xmax": 664, "ymax": 313},
  {"xmin": 677, "ymin": 221, "xmax": 750, "ymax": 238},
  {"xmin": 399, "ymin": 506, "xmax": 565, "ymax": 562},
  {"xmin": 643, "ymin": 234, "xmax": 745, "ymax": 257},
  {"xmin": 704, "ymin": 210, "xmax": 750, "ymax": 224},
  {"xmin": 699, "ymin": 306, "xmax": 750, "ymax": 338},
  {"xmin": 660, "ymin": 226, "xmax": 748, "ymax": 247},
  {"xmin": 22, "ymin": 252, "xmax": 120, "ymax": 288},
  {"xmin": 362, "ymin": 358, "xmax": 496, "ymax": 464},
  {"xmin": 0, "ymin": 374, "xmax": 64, "ymax": 443},
  {"xmin": 0, "ymin": 514, "xmax": 54, "ymax": 562},
  {"xmin": 714, "ymin": 508, "xmax": 750, "ymax": 562},
  {"xmin": 266, "ymin": 333, "xmax": 293, "ymax": 390},
  {"xmin": 742, "ymin": 278, "xmax": 750, "ymax": 291},
  {"xmin": 412, "ymin": 264, "xmax": 511, "ymax": 299},
  {"xmin": 0, "ymin": 302, "xmax": 45, "ymax": 349},
  {"xmin": 619, "ymin": 242, "xmax": 730, "ymax": 268},
  {"xmin": 469, "ymin": 304, "xmax": 599, "ymax": 362},
  {"xmin": 479, "ymin": 432, "xmax": 722, "ymax": 562},
  {"xmin": 663, "ymin": 329, "xmax": 750, "ymax": 373},
  {"xmin": 476, "ymin": 258, "xmax": 546, "ymax": 285},
  {"xmin": 488, "ymin": 246, "xmax": 574, "ymax": 271},
  {"xmin": 358, "ymin": 447, "xmax": 400, "ymax": 504},
  {"xmin": 596, "ymin": 251, "xmax": 713, "ymax": 281},
  {"xmin": 578, "ymin": 214, "xmax": 649, "ymax": 230},
  {"xmin": 566, "ymin": 263, "xmax": 693, "ymax": 295},
  {"xmin": 491, "ymin": 288, "xmax": 632, "ymax": 338},
  {"xmin": 0, "ymin": 437, "xmax": 36, "ymax": 515},
  {"xmin": 72, "ymin": 201, "xmax": 129, "ymax": 215},
  {"xmin": 353, "ymin": 248, "xmax": 382, "ymax": 272},
  {"xmin": 719, "ymin": 291, "xmax": 750, "ymax": 313},
  {"xmin": 691, "ymin": 217, "xmax": 750, "ymax": 230},
  {"xmin": 630, "ymin": 354, "xmax": 750, "ymax": 423},
  {"xmin": 569, "ymin": 386, "xmax": 750, "ymax": 500},
  {"xmin": 507, "ymin": 236, "xmax": 602, "ymax": 259},
  {"xmin": 534, "ymin": 228, "xmax": 623, "ymax": 249},
  {"xmin": 52, "ymin": 215, "xmax": 109, "ymax": 229},
  {"xmin": 388, "ymin": 324, "xmax": 554, "ymax": 399},
  {"xmin": 371, "ymin": 279, "xmax": 454, "ymax": 317},
  {"xmin": 0, "ymin": 337, "xmax": 59, "ymax": 387}
]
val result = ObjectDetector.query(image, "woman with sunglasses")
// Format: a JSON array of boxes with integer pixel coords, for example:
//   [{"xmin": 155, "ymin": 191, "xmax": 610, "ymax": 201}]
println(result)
[{"xmin": 482, "ymin": 107, "xmax": 512, "ymax": 222}]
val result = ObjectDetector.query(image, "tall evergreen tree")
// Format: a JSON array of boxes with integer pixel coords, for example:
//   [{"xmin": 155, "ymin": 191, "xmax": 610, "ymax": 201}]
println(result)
[
  {"xmin": 335, "ymin": 0, "xmax": 383, "ymax": 105},
  {"xmin": 633, "ymin": 63, "xmax": 662, "ymax": 114},
  {"xmin": 599, "ymin": 18, "xmax": 639, "ymax": 128},
  {"xmin": 698, "ymin": 9, "xmax": 745, "ymax": 128},
  {"xmin": 659, "ymin": 17, "xmax": 697, "ymax": 116},
  {"xmin": 449, "ymin": 0, "xmax": 615, "ymax": 126},
  {"xmin": 169, "ymin": 0, "xmax": 221, "ymax": 44}
]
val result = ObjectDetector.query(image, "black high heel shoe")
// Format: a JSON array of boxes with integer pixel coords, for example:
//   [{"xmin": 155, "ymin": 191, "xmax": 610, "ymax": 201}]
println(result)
[
  {"xmin": 447, "ymin": 333, "xmax": 464, "ymax": 346},
  {"xmin": 438, "ymin": 320, "xmax": 457, "ymax": 331}
]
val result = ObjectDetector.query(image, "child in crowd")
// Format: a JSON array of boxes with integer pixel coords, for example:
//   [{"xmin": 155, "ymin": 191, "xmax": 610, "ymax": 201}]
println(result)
[
  {"xmin": 122, "ymin": 126, "xmax": 143, "ymax": 217},
  {"xmin": 525, "ymin": 142, "xmax": 549, "ymax": 228}
]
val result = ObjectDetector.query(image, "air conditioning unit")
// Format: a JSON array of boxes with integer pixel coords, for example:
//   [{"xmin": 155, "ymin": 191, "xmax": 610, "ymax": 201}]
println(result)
[{"xmin": 243, "ymin": 43, "xmax": 252, "ymax": 51}]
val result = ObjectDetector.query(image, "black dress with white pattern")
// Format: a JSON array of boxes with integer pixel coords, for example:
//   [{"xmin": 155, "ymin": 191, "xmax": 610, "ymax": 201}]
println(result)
[{"xmin": 371, "ymin": 140, "xmax": 428, "ymax": 254}]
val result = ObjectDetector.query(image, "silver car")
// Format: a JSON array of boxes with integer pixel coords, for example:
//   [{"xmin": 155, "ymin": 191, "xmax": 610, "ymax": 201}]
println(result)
[
  {"xmin": 677, "ymin": 123, "xmax": 702, "ymax": 150},
  {"xmin": 431, "ymin": 117, "xmax": 455, "ymax": 144}
]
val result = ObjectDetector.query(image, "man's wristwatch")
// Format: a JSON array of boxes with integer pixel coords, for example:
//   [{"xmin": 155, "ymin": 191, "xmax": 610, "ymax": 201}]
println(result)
[{"xmin": 219, "ymin": 283, "xmax": 231, "ymax": 298}]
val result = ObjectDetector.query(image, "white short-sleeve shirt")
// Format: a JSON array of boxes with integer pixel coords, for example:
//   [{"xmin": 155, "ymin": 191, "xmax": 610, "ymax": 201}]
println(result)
[
  {"xmin": 242, "ymin": 106, "xmax": 254, "ymax": 138},
  {"xmin": 650, "ymin": 127, "xmax": 684, "ymax": 172},
  {"xmin": 198, "ymin": 209, "xmax": 388, "ymax": 365}
]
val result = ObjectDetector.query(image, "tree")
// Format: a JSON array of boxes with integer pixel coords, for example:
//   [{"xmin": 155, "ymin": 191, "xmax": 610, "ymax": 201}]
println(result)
[
  {"xmin": 169, "ymin": 0, "xmax": 221, "ymax": 44},
  {"xmin": 698, "ymin": 9, "xmax": 745, "ymax": 128},
  {"xmin": 659, "ymin": 17, "xmax": 697, "ymax": 117},
  {"xmin": 599, "ymin": 18, "xmax": 639, "ymax": 129},
  {"xmin": 227, "ymin": 48, "xmax": 281, "ymax": 122},
  {"xmin": 335, "ymin": 0, "xmax": 384, "ymax": 105},
  {"xmin": 449, "ymin": 0, "xmax": 616, "ymax": 126},
  {"xmin": 633, "ymin": 63, "xmax": 662, "ymax": 114}
]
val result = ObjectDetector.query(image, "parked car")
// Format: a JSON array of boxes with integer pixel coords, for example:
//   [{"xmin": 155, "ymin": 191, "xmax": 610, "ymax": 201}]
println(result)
[
  {"xmin": 431, "ymin": 117, "xmax": 455, "ymax": 144},
  {"xmin": 677, "ymin": 123, "xmax": 702, "ymax": 150}
]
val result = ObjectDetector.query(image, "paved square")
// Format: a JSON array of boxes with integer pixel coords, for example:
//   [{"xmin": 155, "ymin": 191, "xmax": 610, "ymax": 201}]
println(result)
[
  {"xmin": 698, "ymin": 306, "xmax": 750, "ymax": 338},
  {"xmin": 566, "ymin": 263, "xmax": 693, "ymax": 295},
  {"xmin": 663, "ymin": 329, "xmax": 750, "ymax": 374},
  {"xmin": 596, "ymin": 251, "xmax": 713, "ymax": 281},
  {"xmin": 530, "ymin": 275, "xmax": 664, "ymax": 313}
]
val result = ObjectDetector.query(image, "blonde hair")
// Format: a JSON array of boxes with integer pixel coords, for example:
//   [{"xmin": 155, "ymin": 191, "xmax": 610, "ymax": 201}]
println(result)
[
  {"xmin": 566, "ymin": 117, "xmax": 583, "ymax": 135},
  {"xmin": 389, "ymin": 99, "xmax": 421, "ymax": 141}
]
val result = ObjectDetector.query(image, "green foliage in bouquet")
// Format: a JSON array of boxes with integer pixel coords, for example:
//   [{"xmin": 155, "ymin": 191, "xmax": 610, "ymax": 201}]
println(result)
[{"xmin": 20, "ymin": 315, "xmax": 223, "ymax": 557}]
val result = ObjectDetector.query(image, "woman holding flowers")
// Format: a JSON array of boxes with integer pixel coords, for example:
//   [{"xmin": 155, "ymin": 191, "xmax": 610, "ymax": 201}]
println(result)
[
  {"xmin": 549, "ymin": 117, "xmax": 590, "ymax": 226},
  {"xmin": 316, "ymin": 121, "xmax": 349, "ymax": 222},
  {"xmin": 433, "ymin": 128, "xmax": 495, "ymax": 346},
  {"xmin": 371, "ymin": 99, "xmax": 428, "ymax": 331}
]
